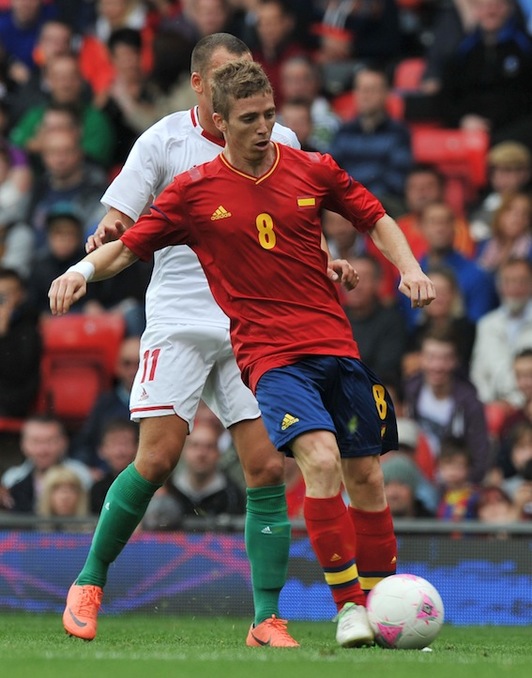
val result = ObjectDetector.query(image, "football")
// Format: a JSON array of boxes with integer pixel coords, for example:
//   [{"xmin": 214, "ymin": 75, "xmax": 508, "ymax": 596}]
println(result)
[{"xmin": 366, "ymin": 574, "xmax": 444, "ymax": 649}]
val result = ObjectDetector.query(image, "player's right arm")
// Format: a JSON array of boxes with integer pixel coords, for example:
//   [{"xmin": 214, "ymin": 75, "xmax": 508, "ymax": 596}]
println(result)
[{"xmin": 49, "ymin": 239, "xmax": 138, "ymax": 315}]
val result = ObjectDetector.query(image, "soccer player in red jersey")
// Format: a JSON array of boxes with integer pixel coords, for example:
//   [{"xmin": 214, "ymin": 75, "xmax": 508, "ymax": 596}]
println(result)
[{"xmin": 49, "ymin": 60, "xmax": 435, "ymax": 648}]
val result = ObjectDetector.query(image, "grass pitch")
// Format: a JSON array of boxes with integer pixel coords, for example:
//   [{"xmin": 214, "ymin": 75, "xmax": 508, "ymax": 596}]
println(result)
[{"xmin": 1, "ymin": 614, "xmax": 531, "ymax": 678}]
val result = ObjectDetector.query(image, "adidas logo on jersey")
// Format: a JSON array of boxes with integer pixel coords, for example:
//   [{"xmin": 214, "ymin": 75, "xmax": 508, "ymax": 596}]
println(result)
[
  {"xmin": 211, "ymin": 205, "xmax": 232, "ymax": 220},
  {"xmin": 281, "ymin": 413, "xmax": 300, "ymax": 431}
]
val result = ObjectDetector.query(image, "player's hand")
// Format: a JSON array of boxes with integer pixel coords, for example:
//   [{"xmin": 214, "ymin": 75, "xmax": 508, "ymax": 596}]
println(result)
[
  {"xmin": 48, "ymin": 272, "xmax": 88, "ymax": 315},
  {"xmin": 398, "ymin": 269, "xmax": 436, "ymax": 308},
  {"xmin": 86, "ymin": 220, "xmax": 127, "ymax": 253},
  {"xmin": 327, "ymin": 259, "xmax": 359, "ymax": 291}
]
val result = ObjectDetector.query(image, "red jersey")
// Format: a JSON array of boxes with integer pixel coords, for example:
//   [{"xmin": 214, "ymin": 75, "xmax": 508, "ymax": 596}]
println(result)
[{"xmin": 122, "ymin": 143, "xmax": 386, "ymax": 391}]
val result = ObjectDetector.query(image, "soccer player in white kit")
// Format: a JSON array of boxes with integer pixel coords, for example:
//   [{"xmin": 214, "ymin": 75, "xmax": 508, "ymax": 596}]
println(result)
[{"xmin": 62, "ymin": 33, "xmax": 307, "ymax": 647}]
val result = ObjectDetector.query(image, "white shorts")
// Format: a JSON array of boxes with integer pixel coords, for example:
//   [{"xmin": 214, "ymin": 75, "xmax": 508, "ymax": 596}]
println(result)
[{"xmin": 129, "ymin": 324, "xmax": 261, "ymax": 429}]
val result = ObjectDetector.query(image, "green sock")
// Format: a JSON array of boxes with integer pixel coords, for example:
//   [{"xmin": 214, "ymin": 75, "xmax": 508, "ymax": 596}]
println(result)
[
  {"xmin": 245, "ymin": 484, "xmax": 291, "ymax": 625},
  {"xmin": 77, "ymin": 464, "xmax": 161, "ymax": 587}
]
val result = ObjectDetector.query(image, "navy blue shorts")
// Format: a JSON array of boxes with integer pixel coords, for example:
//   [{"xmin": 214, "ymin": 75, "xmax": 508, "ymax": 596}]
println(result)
[{"xmin": 255, "ymin": 356, "xmax": 398, "ymax": 458}]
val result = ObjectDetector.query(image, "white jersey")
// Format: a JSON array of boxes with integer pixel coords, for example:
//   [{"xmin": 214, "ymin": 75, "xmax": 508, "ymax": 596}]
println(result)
[{"xmin": 101, "ymin": 107, "xmax": 299, "ymax": 329}]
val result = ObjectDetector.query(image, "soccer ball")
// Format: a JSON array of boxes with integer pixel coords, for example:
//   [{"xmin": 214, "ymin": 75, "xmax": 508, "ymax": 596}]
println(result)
[{"xmin": 366, "ymin": 574, "xmax": 444, "ymax": 650}]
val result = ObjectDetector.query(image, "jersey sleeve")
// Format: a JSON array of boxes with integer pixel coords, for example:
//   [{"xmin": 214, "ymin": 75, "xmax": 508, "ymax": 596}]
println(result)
[
  {"xmin": 319, "ymin": 153, "xmax": 386, "ymax": 232},
  {"xmin": 272, "ymin": 121, "xmax": 301, "ymax": 150},
  {"xmin": 101, "ymin": 126, "xmax": 164, "ymax": 221},
  {"xmin": 120, "ymin": 179, "xmax": 191, "ymax": 260}
]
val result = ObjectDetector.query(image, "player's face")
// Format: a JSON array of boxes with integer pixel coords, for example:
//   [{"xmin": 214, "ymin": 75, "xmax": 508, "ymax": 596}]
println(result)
[{"xmin": 220, "ymin": 92, "xmax": 276, "ymax": 163}]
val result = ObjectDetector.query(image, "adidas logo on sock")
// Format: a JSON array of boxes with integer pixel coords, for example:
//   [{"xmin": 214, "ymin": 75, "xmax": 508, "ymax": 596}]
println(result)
[
  {"xmin": 211, "ymin": 205, "xmax": 232, "ymax": 220},
  {"xmin": 281, "ymin": 413, "xmax": 300, "ymax": 431},
  {"xmin": 261, "ymin": 526, "xmax": 273, "ymax": 534}
]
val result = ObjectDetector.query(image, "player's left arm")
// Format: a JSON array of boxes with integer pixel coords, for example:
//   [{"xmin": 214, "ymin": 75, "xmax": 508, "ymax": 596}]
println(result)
[
  {"xmin": 369, "ymin": 214, "xmax": 436, "ymax": 307},
  {"xmin": 48, "ymin": 239, "xmax": 138, "ymax": 315}
]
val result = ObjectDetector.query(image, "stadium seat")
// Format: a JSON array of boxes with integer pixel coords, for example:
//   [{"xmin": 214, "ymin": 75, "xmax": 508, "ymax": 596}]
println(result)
[
  {"xmin": 332, "ymin": 91, "xmax": 405, "ymax": 122},
  {"xmin": 37, "ymin": 314, "xmax": 126, "ymax": 426},
  {"xmin": 411, "ymin": 128, "xmax": 489, "ymax": 212},
  {"xmin": 411, "ymin": 127, "xmax": 489, "ymax": 189},
  {"xmin": 393, "ymin": 57, "xmax": 426, "ymax": 93}
]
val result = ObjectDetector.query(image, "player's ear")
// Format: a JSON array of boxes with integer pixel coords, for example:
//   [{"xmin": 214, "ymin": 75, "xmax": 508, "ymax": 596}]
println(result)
[
  {"xmin": 213, "ymin": 112, "xmax": 226, "ymax": 134},
  {"xmin": 191, "ymin": 72, "xmax": 202, "ymax": 94}
]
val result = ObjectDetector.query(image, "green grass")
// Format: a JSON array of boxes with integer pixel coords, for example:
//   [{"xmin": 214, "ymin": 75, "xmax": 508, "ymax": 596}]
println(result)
[{"xmin": 0, "ymin": 614, "xmax": 531, "ymax": 678}]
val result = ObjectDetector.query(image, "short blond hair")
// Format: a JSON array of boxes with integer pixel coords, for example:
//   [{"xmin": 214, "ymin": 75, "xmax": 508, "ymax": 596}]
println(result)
[{"xmin": 211, "ymin": 60, "xmax": 273, "ymax": 120}]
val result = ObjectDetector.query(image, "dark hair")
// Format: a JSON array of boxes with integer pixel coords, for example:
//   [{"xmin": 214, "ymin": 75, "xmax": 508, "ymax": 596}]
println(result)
[
  {"xmin": 439, "ymin": 437, "xmax": 471, "ymax": 465},
  {"xmin": 190, "ymin": 32, "xmax": 250, "ymax": 76},
  {"xmin": 421, "ymin": 325, "xmax": 459, "ymax": 352},
  {"xmin": 514, "ymin": 347, "xmax": 532, "ymax": 361},
  {"xmin": 0, "ymin": 267, "xmax": 24, "ymax": 286},
  {"xmin": 108, "ymin": 27, "xmax": 142, "ymax": 52},
  {"xmin": 100, "ymin": 418, "xmax": 139, "ymax": 444},
  {"xmin": 406, "ymin": 162, "xmax": 445, "ymax": 187}
]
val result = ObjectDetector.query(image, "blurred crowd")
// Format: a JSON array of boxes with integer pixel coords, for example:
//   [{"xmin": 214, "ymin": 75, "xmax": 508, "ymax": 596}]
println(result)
[{"xmin": 1, "ymin": 0, "xmax": 532, "ymax": 531}]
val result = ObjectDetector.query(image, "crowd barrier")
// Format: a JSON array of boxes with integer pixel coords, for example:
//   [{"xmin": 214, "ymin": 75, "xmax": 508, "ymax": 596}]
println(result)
[{"xmin": 0, "ymin": 516, "xmax": 530, "ymax": 625}]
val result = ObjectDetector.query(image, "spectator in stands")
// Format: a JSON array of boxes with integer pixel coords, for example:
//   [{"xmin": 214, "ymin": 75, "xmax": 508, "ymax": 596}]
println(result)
[
  {"xmin": 497, "ymin": 348, "xmax": 532, "ymax": 477},
  {"xmin": 406, "ymin": 201, "xmax": 498, "ymax": 327},
  {"xmin": 469, "ymin": 141, "xmax": 532, "ymax": 242},
  {"xmin": 72, "ymin": 335, "xmax": 140, "ymax": 470},
  {"xmin": 26, "ymin": 202, "xmax": 90, "ymax": 315},
  {"xmin": 322, "ymin": 208, "xmax": 361, "ymax": 261},
  {"xmin": 0, "ymin": 141, "xmax": 33, "ymax": 278},
  {"xmin": 404, "ymin": 327, "xmax": 491, "ymax": 484},
  {"xmin": 403, "ymin": 266, "xmax": 476, "ymax": 379},
  {"xmin": 24, "ymin": 126, "xmax": 108, "ymax": 245},
  {"xmin": 36, "ymin": 465, "xmax": 90, "ymax": 529},
  {"xmin": 470, "ymin": 257, "xmax": 532, "ymax": 406},
  {"xmin": 365, "ymin": 164, "xmax": 476, "ymax": 302},
  {"xmin": 381, "ymin": 454, "xmax": 435, "ymax": 518},
  {"xmin": 278, "ymin": 99, "xmax": 319, "ymax": 152},
  {"xmin": 0, "ymin": 415, "xmax": 92, "ymax": 512},
  {"xmin": 95, "ymin": 28, "xmax": 155, "ymax": 166},
  {"xmin": 342, "ymin": 253, "xmax": 408, "ymax": 384},
  {"xmin": 499, "ymin": 422, "xmax": 532, "ymax": 502},
  {"xmin": 113, "ymin": 27, "xmax": 195, "ymax": 132},
  {"xmin": 475, "ymin": 191, "xmax": 532, "ymax": 274},
  {"xmin": 146, "ymin": 420, "xmax": 246, "ymax": 525},
  {"xmin": 22, "ymin": 101, "xmax": 83, "ymax": 176},
  {"xmin": 420, "ymin": 0, "xmax": 477, "ymax": 95},
  {"xmin": 312, "ymin": 0, "xmax": 401, "ymax": 96},
  {"xmin": 6, "ymin": 19, "xmax": 79, "ymax": 122},
  {"xmin": 436, "ymin": 436, "xmax": 479, "ymax": 521},
  {"xmin": 0, "ymin": 0, "xmax": 57, "ymax": 86},
  {"xmin": 93, "ymin": 0, "xmax": 148, "ymax": 45},
  {"xmin": 90, "ymin": 419, "xmax": 138, "ymax": 514},
  {"xmin": 475, "ymin": 484, "xmax": 519, "ymax": 525},
  {"xmin": 513, "ymin": 458, "xmax": 532, "ymax": 520},
  {"xmin": 174, "ymin": 0, "xmax": 239, "ymax": 45},
  {"xmin": 329, "ymin": 65, "xmax": 412, "ymax": 213},
  {"xmin": 250, "ymin": 0, "xmax": 307, "ymax": 106},
  {"xmin": 0, "ymin": 267, "xmax": 42, "ymax": 418},
  {"xmin": 9, "ymin": 53, "xmax": 117, "ymax": 169},
  {"xmin": 439, "ymin": 0, "xmax": 532, "ymax": 149},
  {"xmin": 278, "ymin": 55, "xmax": 340, "ymax": 152}
]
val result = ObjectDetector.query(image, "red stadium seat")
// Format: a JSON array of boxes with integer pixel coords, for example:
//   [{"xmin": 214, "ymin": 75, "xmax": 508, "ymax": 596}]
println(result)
[
  {"xmin": 393, "ymin": 57, "xmax": 426, "ymax": 93},
  {"xmin": 411, "ymin": 128, "xmax": 489, "ymax": 212},
  {"xmin": 36, "ymin": 314, "xmax": 126, "ymax": 426},
  {"xmin": 411, "ymin": 127, "xmax": 489, "ymax": 189}
]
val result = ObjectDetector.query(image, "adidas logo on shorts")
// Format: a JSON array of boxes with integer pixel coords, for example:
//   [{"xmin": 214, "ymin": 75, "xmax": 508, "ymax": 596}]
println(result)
[{"xmin": 281, "ymin": 413, "xmax": 300, "ymax": 431}]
